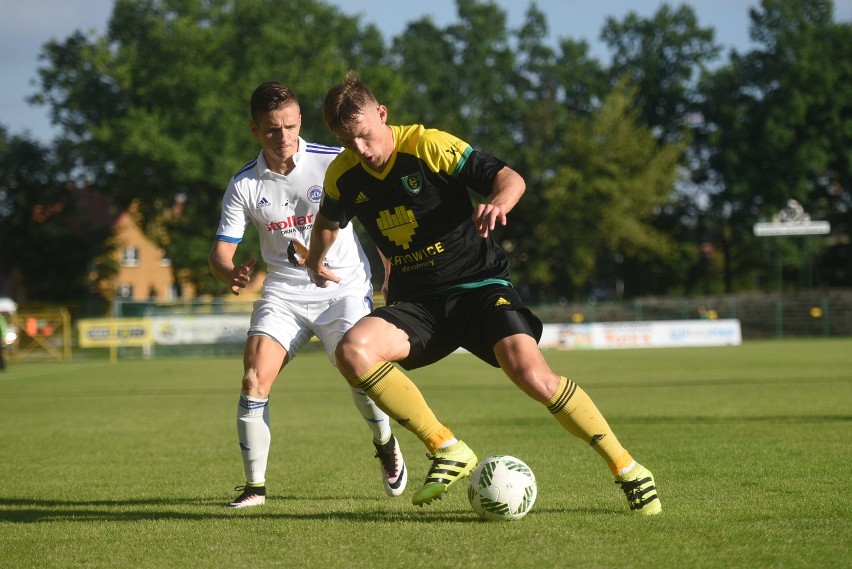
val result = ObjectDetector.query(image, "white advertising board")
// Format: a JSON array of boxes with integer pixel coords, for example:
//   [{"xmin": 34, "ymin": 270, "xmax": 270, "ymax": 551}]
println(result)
[
  {"xmin": 102, "ymin": 315, "xmax": 740, "ymax": 351},
  {"xmin": 150, "ymin": 315, "xmax": 250, "ymax": 345},
  {"xmin": 539, "ymin": 319, "xmax": 742, "ymax": 350}
]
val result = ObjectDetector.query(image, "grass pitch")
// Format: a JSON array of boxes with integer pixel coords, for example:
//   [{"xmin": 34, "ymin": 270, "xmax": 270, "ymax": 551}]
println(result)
[{"xmin": 1, "ymin": 338, "xmax": 850, "ymax": 568}]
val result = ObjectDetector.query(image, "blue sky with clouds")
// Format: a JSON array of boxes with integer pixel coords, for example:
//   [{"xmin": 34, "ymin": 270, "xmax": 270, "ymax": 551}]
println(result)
[{"xmin": 2, "ymin": 0, "xmax": 850, "ymax": 143}]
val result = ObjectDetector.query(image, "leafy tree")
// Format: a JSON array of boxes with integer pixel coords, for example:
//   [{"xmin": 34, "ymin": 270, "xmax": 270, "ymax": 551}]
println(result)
[
  {"xmin": 505, "ymin": 4, "xmax": 611, "ymax": 297},
  {"xmin": 696, "ymin": 0, "xmax": 851, "ymax": 291},
  {"xmin": 532, "ymin": 82, "xmax": 685, "ymax": 300},
  {"xmin": 0, "ymin": 127, "xmax": 115, "ymax": 307},
  {"xmin": 602, "ymin": 4, "xmax": 721, "ymax": 142},
  {"xmin": 392, "ymin": 0, "xmax": 521, "ymax": 152}
]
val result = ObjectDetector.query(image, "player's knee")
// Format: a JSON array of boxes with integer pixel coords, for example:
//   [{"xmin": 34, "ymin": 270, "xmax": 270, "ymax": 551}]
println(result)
[
  {"xmin": 334, "ymin": 329, "xmax": 362, "ymax": 362},
  {"xmin": 334, "ymin": 341, "xmax": 357, "ymax": 376},
  {"xmin": 241, "ymin": 368, "xmax": 269, "ymax": 398},
  {"xmin": 334, "ymin": 337, "xmax": 368, "ymax": 386}
]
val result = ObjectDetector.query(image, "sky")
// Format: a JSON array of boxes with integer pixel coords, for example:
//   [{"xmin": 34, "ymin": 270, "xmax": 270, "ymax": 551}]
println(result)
[{"xmin": 2, "ymin": 0, "xmax": 851, "ymax": 144}]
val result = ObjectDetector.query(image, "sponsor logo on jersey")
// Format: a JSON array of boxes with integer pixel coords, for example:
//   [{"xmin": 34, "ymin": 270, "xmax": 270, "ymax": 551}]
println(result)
[
  {"xmin": 266, "ymin": 214, "xmax": 314, "ymax": 232},
  {"xmin": 307, "ymin": 185, "xmax": 323, "ymax": 203},
  {"xmin": 401, "ymin": 172, "xmax": 423, "ymax": 194},
  {"xmin": 388, "ymin": 241, "xmax": 444, "ymax": 271},
  {"xmin": 256, "ymin": 196, "xmax": 271, "ymax": 208},
  {"xmin": 377, "ymin": 206, "xmax": 419, "ymax": 250}
]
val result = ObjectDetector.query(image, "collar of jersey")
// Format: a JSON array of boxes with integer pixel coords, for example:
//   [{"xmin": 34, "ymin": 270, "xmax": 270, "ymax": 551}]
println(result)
[{"xmin": 257, "ymin": 137, "xmax": 305, "ymax": 177}]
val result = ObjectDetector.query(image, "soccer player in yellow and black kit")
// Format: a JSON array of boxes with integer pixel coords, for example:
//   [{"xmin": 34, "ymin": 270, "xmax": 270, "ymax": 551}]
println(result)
[{"xmin": 306, "ymin": 71, "xmax": 661, "ymax": 515}]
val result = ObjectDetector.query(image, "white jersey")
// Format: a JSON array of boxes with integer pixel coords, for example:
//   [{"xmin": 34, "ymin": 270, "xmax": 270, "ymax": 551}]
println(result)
[{"xmin": 215, "ymin": 138, "xmax": 371, "ymax": 302}]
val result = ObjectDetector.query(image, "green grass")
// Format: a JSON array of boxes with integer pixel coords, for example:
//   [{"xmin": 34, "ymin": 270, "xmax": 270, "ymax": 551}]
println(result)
[{"xmin": 1, "ymin": 338, "xmax": 851, "ymax": 568}]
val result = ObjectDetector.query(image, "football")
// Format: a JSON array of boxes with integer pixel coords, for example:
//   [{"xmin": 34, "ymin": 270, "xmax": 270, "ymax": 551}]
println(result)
[{"xmin": 467, "ymin": 455, "xmax": 537, "ymax": 521}]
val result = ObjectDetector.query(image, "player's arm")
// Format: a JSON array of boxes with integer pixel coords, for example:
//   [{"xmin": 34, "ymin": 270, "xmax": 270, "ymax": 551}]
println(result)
[
  {"xmin": 472, "ymin": 166, "xmax": 526, "ymax": 238},
  {"xmin": 305, "ymin": 211, "xmax": 342, "ymax": 288},
  {"xmin": 209, "ymin": 240, "xmax": 257, "ymax": 296},
  {"xmin": 429, "ymin": 130, "xmax": 525, "ymax": 239}
]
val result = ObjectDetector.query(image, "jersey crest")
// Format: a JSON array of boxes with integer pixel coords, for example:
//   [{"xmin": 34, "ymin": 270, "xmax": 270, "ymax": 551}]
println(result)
[
  {"xmin": 401, "ymin": 172, "xmax": 423, "ymax": 194},
  {"xmin": 307, "ymin": 185, "xmax": 323, "ymax": 203}
]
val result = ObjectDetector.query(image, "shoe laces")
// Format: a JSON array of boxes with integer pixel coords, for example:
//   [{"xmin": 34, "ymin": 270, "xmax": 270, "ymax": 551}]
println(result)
[
  {"xmin": 424, "ymin": 452, "xmax": 457, "ymax": 472},
  {"xmin": 374, "ymin": 439, "xmax": 399, "ymax": 476},
  {"xmin": 233, "ymin": 485, "xmax": 265, "ymax": 498}
]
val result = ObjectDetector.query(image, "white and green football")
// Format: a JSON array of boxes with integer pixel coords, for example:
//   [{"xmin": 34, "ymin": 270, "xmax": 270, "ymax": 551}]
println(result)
[{"xmin": 468, "ymin": 455, "xmax": 537, "ymax": 521}]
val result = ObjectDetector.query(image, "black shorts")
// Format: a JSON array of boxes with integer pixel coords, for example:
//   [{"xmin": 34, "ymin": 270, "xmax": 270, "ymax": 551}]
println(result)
[{"xmin": 372, "ymin": 284, "xmax": 543, "ymax": 370}]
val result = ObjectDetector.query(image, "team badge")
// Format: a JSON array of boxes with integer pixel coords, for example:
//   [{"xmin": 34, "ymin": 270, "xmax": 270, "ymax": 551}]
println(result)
[
  {"xmin": 401, "ymin": 173, "xmax": 423, "ymax": 194},
  {"xmin": 307, "ymin": 185, "xmax": 323, "ymax": 203}
]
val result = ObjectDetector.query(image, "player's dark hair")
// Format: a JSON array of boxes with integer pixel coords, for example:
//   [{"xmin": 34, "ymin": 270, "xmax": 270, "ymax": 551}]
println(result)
[
  {"xmin": 250, "ymin": 82, "xmax": 300, "ymax": 124},
  {"xmin": 322, "ymin": 70, "xmax": 379, "ymax": 132}
]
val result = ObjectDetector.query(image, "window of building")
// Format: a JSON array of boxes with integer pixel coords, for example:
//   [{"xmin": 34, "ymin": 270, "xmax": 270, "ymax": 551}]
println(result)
[{"xmin": 122, "ymin": 246, "xmax": 140, "ymax": 267}]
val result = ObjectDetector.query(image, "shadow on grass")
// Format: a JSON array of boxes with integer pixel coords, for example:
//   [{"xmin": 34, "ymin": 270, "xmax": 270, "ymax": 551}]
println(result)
[{"xmin": 0, "ymin": 496, "xmax": 601, "ymax": 523}]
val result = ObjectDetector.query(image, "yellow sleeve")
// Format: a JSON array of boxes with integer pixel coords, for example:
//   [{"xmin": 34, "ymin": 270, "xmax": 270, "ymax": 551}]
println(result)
[{"xmin": 397, "ymin": 125, "xmax": 472, "ymax": 177}]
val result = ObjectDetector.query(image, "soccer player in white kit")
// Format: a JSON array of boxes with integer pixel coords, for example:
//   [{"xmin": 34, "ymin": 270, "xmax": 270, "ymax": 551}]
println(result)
[{"xmin": 209, "ymin": 82, "xmax": 407, "ymax": 508}]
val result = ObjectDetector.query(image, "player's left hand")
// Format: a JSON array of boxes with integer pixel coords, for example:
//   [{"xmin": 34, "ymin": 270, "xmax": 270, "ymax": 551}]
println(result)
[{"xmin": 472, "ymin": 203, "xmax": 508, "ymax": 238}]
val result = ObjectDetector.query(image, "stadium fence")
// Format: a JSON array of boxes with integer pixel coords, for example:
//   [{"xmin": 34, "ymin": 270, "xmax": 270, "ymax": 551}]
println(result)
[{"xmin": 6, "ymin": 290, "xmax": 852, "ymax": 362}]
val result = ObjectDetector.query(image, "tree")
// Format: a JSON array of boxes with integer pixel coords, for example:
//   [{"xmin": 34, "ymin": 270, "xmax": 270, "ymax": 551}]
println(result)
[
  {"xmin": 0, "ymin": 127, "xmax": 116, "ymax": 306},
  {"xmin": 602, "ymin": 4, "xmax": 721, "ymax": 141},
  {"xmin": 392, "ymin": 0, "xmax": 521, "ymax": 152},
  {"xmin": 696, "ymin": 0, "xmax": 852, "ymax": 291},
  {"xmin": 589, "ymin": 3, "xmax": 723, "ymax": 296},
  {"xmin": 532, "ymin": 82, "xmax": 685, "ymax": 300}
]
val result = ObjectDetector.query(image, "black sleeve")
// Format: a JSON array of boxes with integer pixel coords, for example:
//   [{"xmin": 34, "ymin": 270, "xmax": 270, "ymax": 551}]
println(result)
[
  {"xmin": 455, "ymin": 150, "xmax": 508, "ymax": 197},
  {"xmin": 318, "ymin": 193, "xmax": 350, "ymax": 228}
]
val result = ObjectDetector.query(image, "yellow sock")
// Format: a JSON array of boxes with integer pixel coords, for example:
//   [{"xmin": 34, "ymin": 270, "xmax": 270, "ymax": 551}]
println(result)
[
  {"xmin": 547, "ymin": 376, "xmax": 633, "ymax": 476},
  {"xmin": 356, "ymin": 362, "xmax": 453, "ymax": 452}
]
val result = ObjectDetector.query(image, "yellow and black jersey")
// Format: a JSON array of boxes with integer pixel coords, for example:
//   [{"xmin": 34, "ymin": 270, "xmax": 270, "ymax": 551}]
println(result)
[{"xmin": 320, "ymin": 124, "xmax": 510, "ymax": 303}]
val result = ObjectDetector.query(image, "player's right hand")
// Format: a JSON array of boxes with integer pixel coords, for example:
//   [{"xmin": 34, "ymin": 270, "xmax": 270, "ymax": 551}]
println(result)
[
  {"xmin": 306, "ymin": 263, "xmax": 341, "ymax": 288},
  {"xmin": 230, "ymin": 258, "xmax": 257, "ymax": 295}
]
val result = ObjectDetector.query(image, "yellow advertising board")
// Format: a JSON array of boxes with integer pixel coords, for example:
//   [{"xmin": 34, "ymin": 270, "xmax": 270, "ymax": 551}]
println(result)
[{"xmin": 78, "ymin": 318, "xmax": 152, "ymax": 348}]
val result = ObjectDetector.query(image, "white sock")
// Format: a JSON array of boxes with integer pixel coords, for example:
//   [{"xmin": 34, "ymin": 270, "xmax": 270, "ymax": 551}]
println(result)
[
  {"xmin": 237, "ymin": 393, "xmax": 270, "ymax": 486},
  {"xmin": 350, "ymin": 387, "xmax": 392, "ymax": 444}
]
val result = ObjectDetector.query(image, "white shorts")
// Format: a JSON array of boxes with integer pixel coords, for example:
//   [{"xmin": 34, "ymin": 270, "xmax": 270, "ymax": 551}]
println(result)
[{"xmin": 248, "ymin": 289, "xmax": 373, "ymax": 365}]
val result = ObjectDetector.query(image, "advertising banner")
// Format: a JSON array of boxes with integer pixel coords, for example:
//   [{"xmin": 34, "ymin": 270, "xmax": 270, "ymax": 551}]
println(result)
[{"xmin": 540, "ymin": 319, "xmax": 742, "ymax": 350}]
